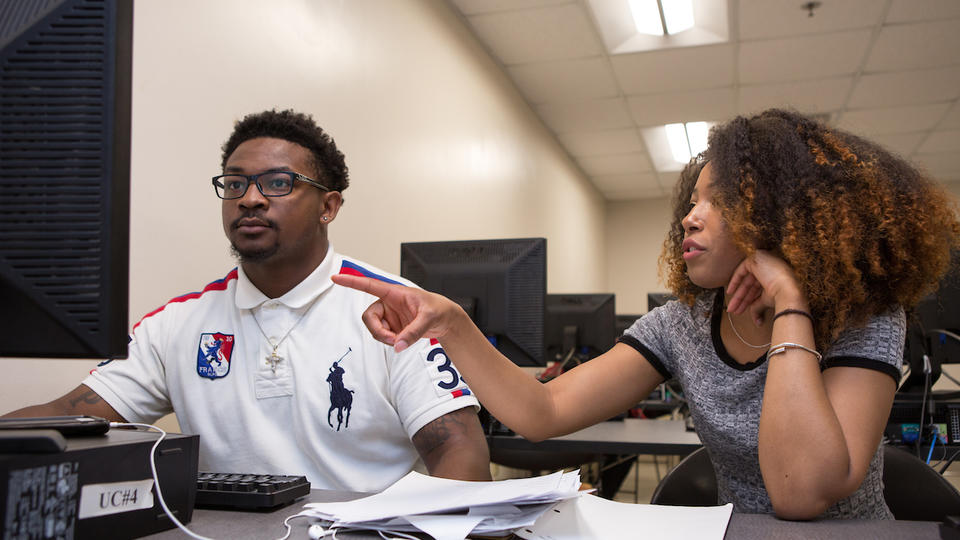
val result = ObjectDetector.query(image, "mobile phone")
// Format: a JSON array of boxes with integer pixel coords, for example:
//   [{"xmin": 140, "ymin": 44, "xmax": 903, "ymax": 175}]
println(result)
[{"xmin": 0, "ymin": 415, "xmax": 110, "ymax": 436}]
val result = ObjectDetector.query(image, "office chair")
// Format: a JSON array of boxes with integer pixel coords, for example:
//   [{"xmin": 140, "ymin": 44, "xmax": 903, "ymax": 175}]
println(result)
[
  {"xmin": 649, "ymin": 446, "xmax": 717, "ymax": 506},
  {"xmin": 882, "ymin": 445, "xmax": 960, "ymax": 522},
  {"xmin": 650, "ymin": 445, "xmax": 960, "ymax": 522}
]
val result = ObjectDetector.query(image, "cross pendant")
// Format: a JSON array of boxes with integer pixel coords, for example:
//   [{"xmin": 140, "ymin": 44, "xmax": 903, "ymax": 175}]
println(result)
[{"xmin": 266, "ymin": 350, "xmax": 283, "ymax": 374}]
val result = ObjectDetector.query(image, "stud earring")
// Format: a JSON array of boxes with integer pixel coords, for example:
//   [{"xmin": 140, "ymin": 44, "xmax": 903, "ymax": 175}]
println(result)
[{"xmin": 322, "ymin": 216, "xmax": 329, "ymax": 222}]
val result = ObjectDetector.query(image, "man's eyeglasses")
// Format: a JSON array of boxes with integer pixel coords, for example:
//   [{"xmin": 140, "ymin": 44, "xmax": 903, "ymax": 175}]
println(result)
[{"xmin": 212, "ymin": 171, "xmax": 331, "ymax": 200}]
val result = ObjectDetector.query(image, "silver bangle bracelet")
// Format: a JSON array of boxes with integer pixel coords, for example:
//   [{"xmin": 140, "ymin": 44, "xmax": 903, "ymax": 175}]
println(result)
[{"xmin": 766, "ymin": 342, "xmax": 822, "ymax": 362}]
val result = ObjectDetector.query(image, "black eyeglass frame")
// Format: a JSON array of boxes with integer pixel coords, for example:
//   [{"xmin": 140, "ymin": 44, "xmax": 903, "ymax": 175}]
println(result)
[{"xmin": 211, "ymin": 171, "xmax": 331, "ymax": 200}]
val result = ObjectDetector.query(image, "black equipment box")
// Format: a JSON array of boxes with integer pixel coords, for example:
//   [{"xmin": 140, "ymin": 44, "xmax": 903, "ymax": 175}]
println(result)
[
  {"xmin": 886, "ymin": 393, "xmax": 960, "ymax": 445},
  {"xmin": 1, "ymin": 429, "xmax": 199, "ymax": 539}
]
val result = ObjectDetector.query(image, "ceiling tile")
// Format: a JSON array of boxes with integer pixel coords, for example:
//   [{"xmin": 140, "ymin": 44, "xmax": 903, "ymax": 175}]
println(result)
[
  {"xmin": 939, "ymin": 103, "xmax": 960, "ymax": 130},
  {"xmin": 627, "ymin": 87, "xmax": 736, "ymax": 127},
  {"xmin": 739, "ymin": 77, "xmax": 852, "ymax": 115},
  {"xmin": 917, "ymin": 130, "xmax": 960, "ymax": 154},
  {"xmin": 869, "ymin": 132, "xmax": 926, "ymax": 156},
  {"xmin": 865, "ymin": 20, "xmax": 960, "ymax": 71},
  {"xmin": 848, "ymin": 67, "xmax": 960, "ymax": 109},
  {"xmin": 452, "ymin": 0, "xmax": 572, "ymax": 16},
  {"xmin": 536, "ymin": 98, "xmax": 633, "ymax": 133},
  {"xmin": 739, "ymin": 0, "xmax": 884, "ymax": 40},
  {"xmin": 465, "ymin": 3, "xmax": 602, "ymax": 64},
  {"xmin": 557, "ymin": 128, "xmax": 644, "ymax": 157},
  {"xmin": 739, "ymin": 30, "xmax": 871, "ymax": 85},
  {"xmin": 836, "ymin": 103, "xmax": 951, "ymax": 136},
  {"xmin": 886, "ymin": 0, "xmax": 960, "ymax": 24},
  {"xmin": 577, "ymin": 153, "xmax": 651, "ymax": 175},
  {"xmin": 914, "ymin": 152, "xmax": 960, "ymax": 181},
  {"xmin": 610, "ymin": 45, "xmax": 735, "ymax": 95},
  {"xmin": 507, "ymin": 57, "xmax": 618, "ymax": 104}
]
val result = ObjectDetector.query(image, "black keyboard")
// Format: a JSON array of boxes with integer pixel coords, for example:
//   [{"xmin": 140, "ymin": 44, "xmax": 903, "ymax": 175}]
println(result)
[{"xmin": 195, "ymin": 472, "xmax": 310, "ymax": 510}]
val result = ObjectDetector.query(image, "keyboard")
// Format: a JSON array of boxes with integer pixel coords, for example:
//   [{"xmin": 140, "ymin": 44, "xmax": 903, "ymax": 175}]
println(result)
[{"xmin": 195, "ymin": 472, "xmax": 311, "ymax": 510}]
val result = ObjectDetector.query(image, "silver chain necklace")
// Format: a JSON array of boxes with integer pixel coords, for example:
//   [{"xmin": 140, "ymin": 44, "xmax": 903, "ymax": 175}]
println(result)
[
  {"xmin": 726, "ymin": 310, "xmax": 771, "ymax": 349},
  {"xmin": 250, "ymin": 298, "xmax": 319, "ymax": 373}
]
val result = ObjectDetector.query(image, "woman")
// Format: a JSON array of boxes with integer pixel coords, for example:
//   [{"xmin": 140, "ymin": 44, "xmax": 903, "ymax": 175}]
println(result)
[{"xmin": 332, "ymin": 109, "xmax": 960, "ymax": 519}]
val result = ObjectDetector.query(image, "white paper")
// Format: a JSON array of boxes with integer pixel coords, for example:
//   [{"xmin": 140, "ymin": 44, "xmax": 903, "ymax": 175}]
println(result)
[
  {"xmin": 304, "ymin": 470, "xmax": 576, "ymax": 523},
  {"xmin": 301, "ymin": 469, "xmax": 583, "ymax": 538},
  {"xmin": 404, "ymin": 513, "xmax": 486, "ymax": 540},
  {"xmin": 514, "ymin": 494, "xmax": 733, "ymax": 540}
]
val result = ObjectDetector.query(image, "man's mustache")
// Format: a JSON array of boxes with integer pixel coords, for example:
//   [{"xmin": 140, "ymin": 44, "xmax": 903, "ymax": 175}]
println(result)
[{"xmin": 230, "ymin": 213, "xmax": 276, "ymax": 230}]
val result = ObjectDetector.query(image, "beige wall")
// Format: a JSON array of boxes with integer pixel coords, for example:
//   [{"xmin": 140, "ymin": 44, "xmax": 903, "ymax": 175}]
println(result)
[
  {"xmin": 605, "ymin": 197, "xmax": 673, "ymax": 315},
  {"xmin": 0, "ymin": 0, "xmax": 607, "ymax": 416}
]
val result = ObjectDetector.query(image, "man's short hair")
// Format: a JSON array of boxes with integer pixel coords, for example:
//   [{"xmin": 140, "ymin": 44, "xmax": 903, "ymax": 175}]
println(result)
[{"xmin": 220, "ymin": 109, "xmax": 349, "ymax": 192}]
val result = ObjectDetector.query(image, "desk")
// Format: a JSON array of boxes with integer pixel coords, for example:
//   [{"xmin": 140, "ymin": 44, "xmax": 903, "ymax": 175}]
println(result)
[
  {"xmin": 486, "ymin": 418, "xmax": 702, "ymax": 456},
  {"xmin": 144, "ymin": 489, "xmax": 950, "ymax": 539},
  {"xmin": 487, "ymin": 418, "xmax": 701, "ymax": 498}
]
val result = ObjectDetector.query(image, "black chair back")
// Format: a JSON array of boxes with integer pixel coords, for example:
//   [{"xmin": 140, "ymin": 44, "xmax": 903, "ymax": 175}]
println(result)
[
  {"xmin": 650, "ymin": 445, "xmax": 960, "ymax": 522},
  {"xmin": 883, "ymin": 445, "xmax": 960, "ymax": 522},
  {"xmin": 649, "ymin": 446, "xmax": 717, "ymax": 506}
]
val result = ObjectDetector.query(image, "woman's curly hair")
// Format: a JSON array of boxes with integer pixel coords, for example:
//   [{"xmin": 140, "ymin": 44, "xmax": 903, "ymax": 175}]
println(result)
[
  {"xmin": 220, "ymin": 109, "xmax": 349, "ymax": 193},
  {"xmin": 661, "ymin": 108, "xmax": 960, "ymax": 350}
]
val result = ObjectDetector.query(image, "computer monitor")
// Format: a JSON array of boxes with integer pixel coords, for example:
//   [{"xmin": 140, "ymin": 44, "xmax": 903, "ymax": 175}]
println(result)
[
  {"xmin": 647, "ymin": 292, "xmax": 676, "ymax": 312},
  {"xmin": 0, "ymin": 0, "xmax": 132, "ymax": 359},
  {"xmin": 615, "ymin": 314, "xmax": 641, "ymax": 336},
  {"xmin": 544, "ymin": 294, "xmax": 616, "ymax": 362},
  {"xmin": 400, "ymin": 238, "xmax": 546, "ymax": 367}
]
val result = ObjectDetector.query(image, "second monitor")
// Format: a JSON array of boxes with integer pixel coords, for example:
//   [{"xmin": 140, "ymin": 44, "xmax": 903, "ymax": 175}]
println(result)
[
  {"xmin": 544, "ymin": 293, "xmax": 616, "ymax": 364},
  {"xmin": 399, "ymin": 237, "xmax": 546, "ymax": 367}
]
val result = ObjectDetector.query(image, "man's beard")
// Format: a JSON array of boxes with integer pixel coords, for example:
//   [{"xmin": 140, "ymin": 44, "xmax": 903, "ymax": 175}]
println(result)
[{"xmin": 230, "ymin": 242, "xmax": 280, "ymax": 263}]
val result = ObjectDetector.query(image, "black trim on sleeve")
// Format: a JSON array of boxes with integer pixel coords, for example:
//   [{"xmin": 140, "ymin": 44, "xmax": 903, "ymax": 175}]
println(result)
[
  {"xmin": 822, "ymin": 356, "xmax": 901, "ymax": 384},
  {"xmin": 617, "ymin": 335, "xmax": 673, "ymax": 380}
]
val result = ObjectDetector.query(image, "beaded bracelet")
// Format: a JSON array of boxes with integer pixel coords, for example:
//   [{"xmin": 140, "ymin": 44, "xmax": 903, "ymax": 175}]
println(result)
[
  {"xmin": 772, "ymin": 309, "xmax": 813, "ymax": 323},
  {"xmin": 766, "ymin": 342, "xmax": 822, "ymax": 362}
]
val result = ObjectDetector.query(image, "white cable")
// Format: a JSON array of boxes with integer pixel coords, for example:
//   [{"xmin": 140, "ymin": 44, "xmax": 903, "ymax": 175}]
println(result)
[
  {"xmin": 110, "ymin": 422, "xmax": 215, "ymax": 540},
  {"xmin": 273, "ymin": 511, "xmax": 318, "ymax": 540}
]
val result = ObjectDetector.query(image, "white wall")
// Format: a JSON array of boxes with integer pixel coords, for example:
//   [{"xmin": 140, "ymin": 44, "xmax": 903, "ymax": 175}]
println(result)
[
  {"xmin": 0, "ymin": 0, "xmax": 607, "ymax": 416},
  {"xmin": 605, "ymin": 197, "xmax": 673, "ymax": 315}
]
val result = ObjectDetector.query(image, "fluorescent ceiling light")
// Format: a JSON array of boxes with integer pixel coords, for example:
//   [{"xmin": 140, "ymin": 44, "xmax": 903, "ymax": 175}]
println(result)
[
  {"xmin": 629, "ymin": 0, "xmax": 695, "ymax": 36},
  {"xmin": 665, "ymin": 122, "xmax": 709, "ymax": 163},
  {"xmin": 665, "ymin": 123, "xmax": 691, "ymax": 162},
  {"xmin": 629, "ymin": 0, "xmax": 664, "ymax": 36},
  {"xmin": 685, "ymin": 121, "xmax": 709, "ymax": 155},
  {"xmin": 663, "ymin": 0, "xmax": 695, "ymax": 34},
  {"xmin": 589, "ymin": 0, "xmax": 726, "ymax": 54}
]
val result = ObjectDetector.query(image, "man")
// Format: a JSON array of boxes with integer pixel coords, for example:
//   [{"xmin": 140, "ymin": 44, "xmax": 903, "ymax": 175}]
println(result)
[{"xmin": 4, "ymin": 109, "xmax": 491, "ymax": 491}]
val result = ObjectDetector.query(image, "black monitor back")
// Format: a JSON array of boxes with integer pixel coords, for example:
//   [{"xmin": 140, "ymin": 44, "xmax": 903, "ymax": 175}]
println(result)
[
  {"xmin": 615, "ymin": 314, "xmax": 641, "ymax": 336},
  {"xmin": 0, "ymin": 0, "xmax": 131, "ymax": 358},
  {"xmin": 647, "ymin": 292, "xmax": 676, "ymax": 312},
  {"xmin": 544, "ymin": 294, "xmax": 616, "ymax": 361},
  {"xmin": 400, "ymin": 238, "xmax": 546, "ymax": 367}
]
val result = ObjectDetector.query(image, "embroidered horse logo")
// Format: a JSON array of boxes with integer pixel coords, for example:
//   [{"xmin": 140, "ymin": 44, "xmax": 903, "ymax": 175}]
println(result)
[{"xmin": 327, "ymin": 348, "xmax": 354, "ymax": 431}]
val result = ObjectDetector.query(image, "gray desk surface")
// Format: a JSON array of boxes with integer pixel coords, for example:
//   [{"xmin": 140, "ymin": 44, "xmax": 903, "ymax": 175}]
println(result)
[
  {"xmin": 486, "ymin": 418, "xmax": 703, "ymax": 456},
  {"xmin": 146, "ymin": 489, "xmax": 949, "ymax": 540}
]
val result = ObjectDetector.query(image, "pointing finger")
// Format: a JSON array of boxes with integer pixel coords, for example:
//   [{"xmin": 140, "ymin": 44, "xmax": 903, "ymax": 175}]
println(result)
[{"xmin": 331, "ymin": 274, "xmax": 400, "ymax": 300}]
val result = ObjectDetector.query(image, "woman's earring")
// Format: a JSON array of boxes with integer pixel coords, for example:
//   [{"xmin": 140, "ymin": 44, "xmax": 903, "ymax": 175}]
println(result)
[{"xmin": 322, "ymin": 216, "xmax": 329, "ymax": 222}]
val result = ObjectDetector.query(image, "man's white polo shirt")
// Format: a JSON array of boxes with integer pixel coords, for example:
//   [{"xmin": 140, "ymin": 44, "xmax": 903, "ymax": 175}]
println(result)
[{"xmin": 84, "ymin": 246, "xmax": 478, "ymax": 492}]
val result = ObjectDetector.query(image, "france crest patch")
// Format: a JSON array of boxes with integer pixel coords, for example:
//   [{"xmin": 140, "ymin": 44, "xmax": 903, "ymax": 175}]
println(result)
[{"xmin": 197, "ymin": 332, "xmax": 234, "ymax": 379}]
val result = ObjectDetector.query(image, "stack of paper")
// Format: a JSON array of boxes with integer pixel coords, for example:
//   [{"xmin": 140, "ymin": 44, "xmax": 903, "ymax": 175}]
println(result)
[
  {"xmin": 299, "ymin": 469, "xmax": 583, "ymax": 540},
  {"xmin": 516, "ymin": 494, "xmax": 733, "ymax": 540}
]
